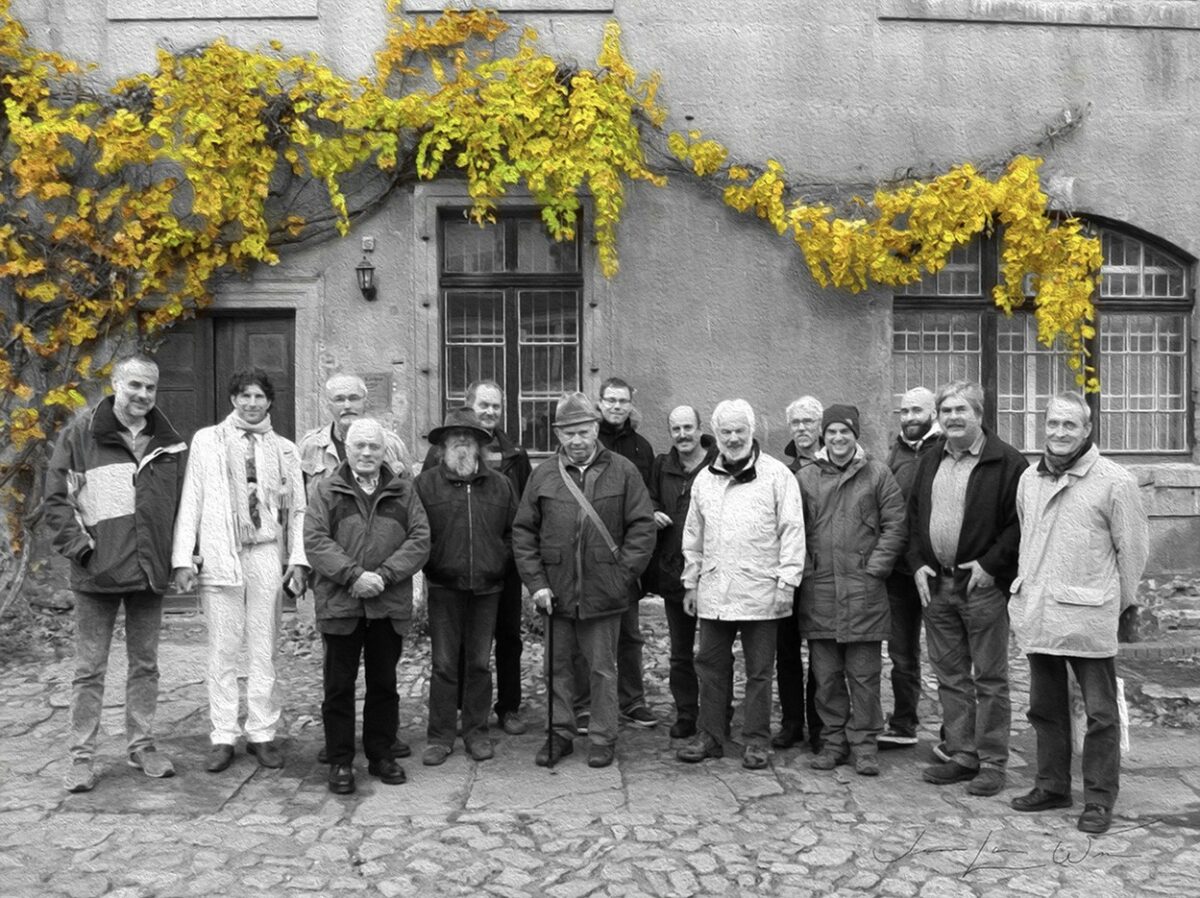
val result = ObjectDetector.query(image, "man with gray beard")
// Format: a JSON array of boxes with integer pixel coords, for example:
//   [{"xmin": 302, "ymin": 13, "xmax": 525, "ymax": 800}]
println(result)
[{"xmin": 415, "ymin": 409, "xmax": 518, "ymax": 765}]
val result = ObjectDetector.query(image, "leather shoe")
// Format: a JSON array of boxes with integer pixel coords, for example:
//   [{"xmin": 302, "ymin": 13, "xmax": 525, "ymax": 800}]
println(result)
[
  {"xmin": 247, "ymin": 740, "xmax": 284, "ymax": 769},
  {"xmin": 669, "ymin": 719, "xmax": 697, "ymax": 740},
  {"xmin": 1012, "ymin": 787, "xmax": 1073, "ymax": 812},
  {"xmin": 1078, "ymin": 803, "xmax": 1113, "ymax": 834},
  {"xmin": 854, "ymin": 754, "xmax": 880, "ymax": 777},
  {"xmin": 587, "ymin": 743, "xmax": 615, "ymax": 768},
  {"xmin": 923, "ymin": 760, "xmax": 978, "ymax": 785},
  {"xmin": 966, "ymin": 767, "xmax": 1006, "ymax": 796},
  {"xmin": 810, "ymin": 749, "xmax": 849, "ymax": 771},
  {"xmin": 392, "ymin": 737, "xmax": 412, "ymax": 759},
  {"xmin": 676, "ymin": 733, "xmax": 723, "ymax": 763},
  {"xmin": 742, "ymin": 745, "xmax": 769, "ymax": 770},
  {"xmin": 367, "ymin": 758, "xmax": 407, "ymax": 785},
  {"xmin": 206, "ymin": 743, "xmax": 235, "ymax": 773},
  {"xmin": 499, "ymin": 712, "xmax": 527, "ymax": 736},
  {"xmin": 328, "ymin": 764, "xmax": 356, "ymax": 795},
  {"xmin": 535, "ymin": 734, "xmax": 574, "ymax": 767},
  {"xmin": 467, "ymin": 739, "xmax": 494, "ymax": 762},
  {"xmin": 771, "ymin": 721, "xmax": 804, "ymax": 749}
]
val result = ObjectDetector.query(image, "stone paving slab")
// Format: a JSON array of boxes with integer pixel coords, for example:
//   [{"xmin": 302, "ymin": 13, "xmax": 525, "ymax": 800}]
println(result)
[{"xmin": 0, "ymin": 599, "xmax": 1197, "ymax": 896}]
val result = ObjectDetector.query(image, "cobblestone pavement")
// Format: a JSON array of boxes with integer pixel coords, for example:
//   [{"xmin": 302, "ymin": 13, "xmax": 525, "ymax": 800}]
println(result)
[{"xmin": 1, "ymin": 598, "xmax": 1197, "ymax": 897}]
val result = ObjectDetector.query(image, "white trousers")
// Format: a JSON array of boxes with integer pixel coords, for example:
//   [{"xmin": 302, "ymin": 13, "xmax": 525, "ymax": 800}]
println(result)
[{"xmin": 201, "ymin": 542, "xmax": 283, "ymax": 745}]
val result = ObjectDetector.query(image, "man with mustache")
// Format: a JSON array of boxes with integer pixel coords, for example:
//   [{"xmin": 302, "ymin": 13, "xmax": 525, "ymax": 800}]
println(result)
[
  {"xmin": 646, "ymin": 405, "xmax": 718, "ymax": 739},
  {"xmin": 676, "ymin": 400, "xmax": 806, "ymax": 770}
]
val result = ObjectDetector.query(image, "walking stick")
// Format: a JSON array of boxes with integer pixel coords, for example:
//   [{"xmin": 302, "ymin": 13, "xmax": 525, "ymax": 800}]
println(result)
[{"xmin": 545, "ymin": 595, "xmax": 556, "ymax": 770}]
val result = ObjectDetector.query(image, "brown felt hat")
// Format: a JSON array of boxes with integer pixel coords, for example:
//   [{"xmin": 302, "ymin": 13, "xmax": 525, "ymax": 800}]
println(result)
[
  {"xmin": 553, "ymin": 391, "xmax": 601, "ymax": 428},
  {"xmin": 426, "ymin": 407, "xmax": 492, "ymax": 445}
]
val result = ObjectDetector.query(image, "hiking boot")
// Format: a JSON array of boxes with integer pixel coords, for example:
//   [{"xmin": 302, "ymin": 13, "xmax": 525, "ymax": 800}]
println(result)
[
  {"xmin": 499, "ymin": 712, "xmax": 527, "ymax": 735},
  {"xmin": 966, "ymin": 767, "xmax": 1006, "ymax": 796},
  {"xmin": 1011, "ymin": 787, "xmax": 1073, "ymax": 812},
  {"xmin": 467, "ymin": 739, "xmax": 495, "ymax": 762},
  {"xmin": 676, "ymin": 733, "xmax": 724, "ymax": 763},
  {"xmin": 587, "ymin": 743, "xmax": 615, "ymax": 768},
  {"xmin": 923, "ymin": 760, "xmax": 978, "ymax": 785},
  {"xmin": 128, "ymin": 747, "xmax": 175, "ymax": 779},
  {"xmin": 535, "ymin": 734, "xmax": 574, "ymax": 767},
  {"xmin": 1077, "ymin": 803, "xmax": 1113, "ymax": 834},
  {"xmin": 64, "ymin": 760, "xmax": 97, "ymax": 793},
  {"xmin": 422, "ymin": 744, "xmax": 452, "ymax": 766},
  {"xmin": 854, "ymin": 754, "xmax": 880, "ymax": 777},
  {"xmin": 809, "ymin": 749, "xmax": 849, "ymax": 771},
  {"xmin": 742, "ymin": 745, "xmax": 770, "ymax": 770}
]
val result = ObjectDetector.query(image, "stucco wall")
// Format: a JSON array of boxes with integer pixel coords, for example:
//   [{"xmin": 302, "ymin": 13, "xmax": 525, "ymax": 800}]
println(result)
[{"xmin": 12, "ymin": 0, "xmax": 1200, "ymax": 572}]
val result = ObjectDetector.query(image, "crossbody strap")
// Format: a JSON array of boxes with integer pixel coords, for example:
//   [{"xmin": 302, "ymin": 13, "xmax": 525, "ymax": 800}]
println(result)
[{"xmin": 558, "ymin": 457, "xmax": 620, "ymax": 558}]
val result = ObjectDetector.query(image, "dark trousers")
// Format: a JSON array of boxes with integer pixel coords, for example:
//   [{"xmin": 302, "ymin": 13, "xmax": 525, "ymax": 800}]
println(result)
[
  {"xmin": 809, "ymin": 639, "xmax": 884, "ymax": 756},
  {"xmin": 885, "ymin": 571, "xmax": 923, "ymax": 734},
  {"xmin": 777, "ymin": 592, "xmax": 822, "ymax": 740},
  {"xmin": 663, "ymin": 597, "xmax": 699, "ymax": 723},
  {"xmin": 493, "ymin": 567, "xmax": 525, "ymax": 717},
  {"xmin": 429, "ymin": 587, "xmax": 499, "ymax": 747},
  {"xmin": 696, "ymin": 618, "xmax": 777, "ymax": 748},
  {"xmin": 322, "ymin": 619, "xmax": 404, "ymax": 765},
  {"xmin": 1027, "ymin": 653, "xmax": 1120, "ymax": 809}
]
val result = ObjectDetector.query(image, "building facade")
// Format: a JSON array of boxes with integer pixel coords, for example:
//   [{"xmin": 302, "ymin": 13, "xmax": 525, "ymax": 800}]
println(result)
[{"xmin": 18, "ymin": 0, "xmax": 1200, "ymax": 573}]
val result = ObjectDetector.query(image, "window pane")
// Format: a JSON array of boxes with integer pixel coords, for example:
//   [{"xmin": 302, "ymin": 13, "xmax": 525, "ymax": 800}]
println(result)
[
  {"xmin": 516, "ymin": 219, "xmax": 579, "ymax": 274},
  {"xmin": 891, "ymin": 310, "xmax": 982, "ymax": 410},
  {"xmin": 995, "ymin": 316, "xmax": 1080, "ymax": 452},
  {"xmin": 443, "ymin": 219, "xmax": 504, "ymax": 273},
  {"xmin": 900, "ymin": 242, "xmax": 982, "ymax": 296},
  {"xmin": 443, "ymin": 290, "xmax": 505, "ymax": 401},
  {"xmin": 519, "ymin": 290, "xmax": 581, "ymax": 453},
  {"xmin": 1100, "ymin": 231, "xmax": 1187, "ymax": 300},
  {"xmin": 1099, "ymin": 313, "xmax": 1188, "ymax": 451}
]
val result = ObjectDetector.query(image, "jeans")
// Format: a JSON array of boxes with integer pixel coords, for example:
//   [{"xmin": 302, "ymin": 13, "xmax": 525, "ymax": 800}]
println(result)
[
  {"xmin": 885, "ymin": 571, "xmax": 923, "ymax": 734},
  {"xmin": 696, "ymin": 618, "xmax": 777, "ymax": 748},
  {"xmin": 1027, "ymin": 653, "xmax": 1120, "ymax": 809},
  {"xmin": 322, "ymin": 619, "xmax": 404, "ymax": 764},
  {"xmin": 924, "ymin": 574, "xmax": 1011, "ymax": 770},
  {"xmin": 663, "ymin": 598, "xmax": 699, "ymax": 723},
  {"xmin": 428, "ymin": 587, "xmax": 499, "ymax": 747},
  {"xmin": 809, "ymin": 639, "xmax": 884, "ymax": 756},
  {"xmin": 573, "ymin": 598, "xmax": 647, "ymax": 715},
  {"xmin": 200, "ymin": 542, "xmax": 282, "ymax": 745},
  {"xmin": 70, "ymin": 591, "xmax": 164, "ymax": 761},
  {"xmin": 546, "ymin": 612, "xmax": 621, "ymax": 746}
]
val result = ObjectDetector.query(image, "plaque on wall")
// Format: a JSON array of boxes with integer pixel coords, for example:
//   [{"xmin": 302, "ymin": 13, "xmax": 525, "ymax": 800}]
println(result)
[{"xmin": 362, "ymin": 372, "xmax": 392, "ymax": 415}]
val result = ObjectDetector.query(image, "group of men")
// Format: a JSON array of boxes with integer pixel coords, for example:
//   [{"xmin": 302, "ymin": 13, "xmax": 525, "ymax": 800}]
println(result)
[{"xmin": 46, "ymin": 358, "xmax": 1148, "ymax": 834}]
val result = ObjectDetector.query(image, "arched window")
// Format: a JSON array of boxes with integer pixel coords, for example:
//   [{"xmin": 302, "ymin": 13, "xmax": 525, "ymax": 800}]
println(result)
[{"xmin": 892, "ymin": 223, "xmax": 1194, "ymax": 453}]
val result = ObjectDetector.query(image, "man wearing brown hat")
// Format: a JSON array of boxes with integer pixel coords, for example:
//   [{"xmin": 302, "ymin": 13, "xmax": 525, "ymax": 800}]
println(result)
[
  {"xmin": 415, "ymin": 408, "xmax": 518, "ymax": 766},
  {"xmin": 796, "ymin": 404, "xmax": 906, "ymax": 776},
  {"xmin": 512, "ymin": 391, "xmax": 656, "ymax": 769}
]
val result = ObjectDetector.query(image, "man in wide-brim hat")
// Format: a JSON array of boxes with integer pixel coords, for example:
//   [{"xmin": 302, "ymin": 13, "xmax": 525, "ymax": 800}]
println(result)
[
  {"xmin": 415, "ymin": 408, "xmax": 518, "ymax": 766},
  {"xmin": 512, "ymin": 392, "xmax": 656, "ymax": 769}
]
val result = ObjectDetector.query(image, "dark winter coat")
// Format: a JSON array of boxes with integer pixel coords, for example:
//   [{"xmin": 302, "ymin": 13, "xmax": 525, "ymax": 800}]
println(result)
[
  {"xmin": 599, "ymin": 419, "xmax": 655, "ymax": 488},
  {"xmin": 797, "ymin": 449, "xmax": 907, "ymax": 642},
  {"xmin": 45, "ymin": 397, "xmax": 187, "ymax": 595},
  {"xmin": 415, "ymin": 462, "xmax": 517, "ymax": 595},
  {"xmin": 421, "ymin": 427, "xmax": 531, "ymax": 500},
  {"xmin": 512, "ymin": 448, "xmax": 656, "ymax": 619},
  {"xmin": 646, "ymin": 437, "xmax": 717, "ymax": 601},
  {"xmin": 884, "ymin": 428, "xmax": 939, "ymax": 576},
  {"xmin": 304, "ymin": 463, "xmax": 430, "ymax": 624}
]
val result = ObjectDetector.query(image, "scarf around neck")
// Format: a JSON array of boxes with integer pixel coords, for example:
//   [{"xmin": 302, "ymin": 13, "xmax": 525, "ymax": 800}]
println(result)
[{"xmin": 223, "ymin": 412, "xmax": 287, "ymax": 544}]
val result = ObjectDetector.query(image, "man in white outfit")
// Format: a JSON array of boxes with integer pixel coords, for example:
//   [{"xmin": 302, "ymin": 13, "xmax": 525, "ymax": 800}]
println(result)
[{"xmin": 172, "ymin": 368, "xmax": 308, "ymax": 772}]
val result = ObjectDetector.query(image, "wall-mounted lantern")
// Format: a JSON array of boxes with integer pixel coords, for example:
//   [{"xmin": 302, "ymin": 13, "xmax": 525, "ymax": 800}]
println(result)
[{"xmin": 356, "ymin": 256, "xmax": 377, "ymax": 301}]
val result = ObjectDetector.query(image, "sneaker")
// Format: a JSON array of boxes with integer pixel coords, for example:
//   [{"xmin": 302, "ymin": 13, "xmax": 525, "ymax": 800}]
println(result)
[
  {"xmin": 1011, "ymin": 787, "xmax": 1073, "ymax": 813},
  {"xmin": 809, "ymin": 749, "xmax": 849, "ymax": 771},
  {"xmin": 931, "ymin": 741, "xmax": 952, "ymax": 763},
  {"xmin": 1077, "ymin": 803, "xmax": 1113, "ymax": 834},
  {"xmin": 575, "ymin": 713, "xmax": 590, "ymax": 735},
  {"xmin": 128, "ymin": 747, "xmax": 175, "ymax": 779},
  {"xmin": 328, "ymin": 764, "xmax": 355, "ymax": 795},
  {"xmin": 669, "ymin": 719, "xmax": 697, "ymax": 740},
  {"xmin": 742, "ymin": 745, "xmax": 770, "ymax": 770},
  {"xmin": 854, "ymin": 754, "xmax": 880, "ymax": 777},
  {"xmin": 621, "ymin": 706, "xmax": 658, "ymax": 728},
  {"xmin": 467, "ymin": 739, "xmax": 495, "ymax": 762},
  {"xmin": 966, "ymin": 767, "xmax": 1006, "ymax": 796},
  {"xmin": 922, "ymin": 760, "xmax": 978, "ymax": 785},
  {"xmin": 771, "ymin": 721, "xmax": 804, "ymax": 749},
  {"xmin": 877, "ymin": 727, "xmax": 918, "ymax": 748},
  {"xmin": 499, "ymin": 712, "xmax": 527, "ymax": 736},
  {"xmin": 422, "ymin": 744, "xmax": 452, "ymax": 766},
  {"xmin": 367, "ymin": 758, "xmax": 407, "ymax": 785},
  {"xmin": 64, "ymin": 760, "xmax": 97, "ymax": 793},
  {"xmin": 587, "ymin": 743, "xmax": 615, "ymax": 768},
  {"xmin": 535, "ymin": 734, "xmax": 574, "ymax": 767},
  {"xmin": 247, "ymin": 740, "xmax": 284, "ymax": 769},
  {"xmin": 676, "ymin": 733, "xmax": 724, "ymax": 763}
]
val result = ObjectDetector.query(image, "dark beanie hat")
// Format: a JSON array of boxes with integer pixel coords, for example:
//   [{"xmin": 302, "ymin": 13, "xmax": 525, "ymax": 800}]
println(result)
[{"xmin": 822, "ymin": 404, "xmax": 860, "ymax": 438}]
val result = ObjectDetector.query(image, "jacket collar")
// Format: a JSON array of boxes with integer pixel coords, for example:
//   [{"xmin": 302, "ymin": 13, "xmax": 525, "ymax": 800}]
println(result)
[
  {"xmin": 1037, "ymin": 443, "xmax": 1100, "ymax": 480},
  {"xmin": 709, "ymin": 440, "xmax": 760, "ymax": 483},
  {"xmin": 662, "ymin": 435, "xmax": 717, "ymax": 476},
  {"xmin": 90, "ymin": 396, "xmax": 184, "ymax": 452},
  {"xmin": 896, "ymin": 421, "xmax": 941, "ymax": 453},
  {"xmin": 331, "ymin": 461, "xmax": 402, "ymax": 495},
  {"xmin": 815, "ymin": 443, "xmax": 866, "ymax": 471}
]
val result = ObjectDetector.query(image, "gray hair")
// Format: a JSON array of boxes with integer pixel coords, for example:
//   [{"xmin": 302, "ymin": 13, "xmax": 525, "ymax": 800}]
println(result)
[
  {"xmin": 712, "ymin": 399, "xmax": 756, "ymax": 433},
  {"xmin": 1046, "ymin": 391, "xmax": 1092, "ymax": 425},
  {"xmin": 935, "ymin": 380, "xmax": 985, "ymax": 419},
  {"xmin": 786, "ymin": 395, "xmax": 823, "ymax": 420},
  {"xmin": 325, "ymin": 373, "xmax": 368, "ymax": 395},
  {"xmin": 112, "ymin": 354, "xmax": 158, "ymax": 383},
  {"xmin": 345, "ymin": 417, "xmax": 385, "ymax": 444}
]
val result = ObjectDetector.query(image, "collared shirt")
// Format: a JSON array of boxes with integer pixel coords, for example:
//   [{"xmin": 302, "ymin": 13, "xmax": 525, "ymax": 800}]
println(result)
[
  {"xmin": 354, "ymin": 472, "xmax": 380, "ymax": 495},
  {"xmin": 928, "ymin": 430, "xmax": 985, "ymax": 567},
  {"xmin": 562, "ymin": 446, "xmax": 599, "ymax": 487}
]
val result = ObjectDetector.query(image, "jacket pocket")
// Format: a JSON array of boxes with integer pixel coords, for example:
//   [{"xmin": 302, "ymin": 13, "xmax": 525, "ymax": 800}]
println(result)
[{"xmin": 1056, "ymin": 587, "xmax": 1105, "ymax": 607}]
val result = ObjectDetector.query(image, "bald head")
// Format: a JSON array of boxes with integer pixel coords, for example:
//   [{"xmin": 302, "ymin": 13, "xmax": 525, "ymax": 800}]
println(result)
[
  {"xmin": 668, "ymin": 405, "xmax": 703, "ymax": 458},
  {"xmin": 899, "ymin": 386, "xmax": 937, "ymax": 443}
]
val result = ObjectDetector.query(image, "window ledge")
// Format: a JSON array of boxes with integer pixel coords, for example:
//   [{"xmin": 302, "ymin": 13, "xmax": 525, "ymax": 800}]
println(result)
[{"xmin": 878, "ymin": 0, "xmax": 1200, "ymax": 31}]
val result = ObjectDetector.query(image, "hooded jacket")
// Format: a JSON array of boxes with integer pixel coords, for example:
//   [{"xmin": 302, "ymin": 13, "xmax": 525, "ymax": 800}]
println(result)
[{"xmin": 45, "ymin": 397, "xmax": 187, "ymax": 595}]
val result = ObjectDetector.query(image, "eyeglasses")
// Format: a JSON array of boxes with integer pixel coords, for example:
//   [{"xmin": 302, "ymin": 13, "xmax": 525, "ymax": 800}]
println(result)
[{"xmin": 600, "ymin": 397, "xmax": 632, "ymax": 406}]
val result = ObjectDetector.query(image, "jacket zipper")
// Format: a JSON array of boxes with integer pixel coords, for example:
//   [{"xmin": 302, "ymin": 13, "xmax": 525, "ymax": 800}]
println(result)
[{"xmin": 466, "ymin": 482, "xmax": 474, "ymax": 590}]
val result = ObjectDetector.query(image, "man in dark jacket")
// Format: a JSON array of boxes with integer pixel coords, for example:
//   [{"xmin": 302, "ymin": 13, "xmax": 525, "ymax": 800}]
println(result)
[
  {"xmin": 421, "ymin": 379, "xmax": 532, "ymax": 735},
  {"xmin": 415, "ymin": 408, "xmax": 517, "ymax": 766},
  {"xmin": 513, "ymin": 392, "xmax": 656, "ymax": 769},
  {"xmin": 594, "ymin": 376, "xmax": 658, "ymax": 729},
  {"xmin": 647, "ymin": 406, "xmax": 718, "ymax": 739},
  {"xmin": 879, "ymin": 386, "xmax": 939, "ymax": 749},
  {"xmin": 45, "ymin": 355, "xmax": 188, "ymax": 792},
  {"xmin": 305, "ymin": 419, "xmax": 430, "ymax": 795},
  {"xmin": 797, "ymin": 405, "xmax": 906, "ymax": 776},
  {"xmin": 907, "ymin": 381, "xmax": 1028, "ymax": 798}
]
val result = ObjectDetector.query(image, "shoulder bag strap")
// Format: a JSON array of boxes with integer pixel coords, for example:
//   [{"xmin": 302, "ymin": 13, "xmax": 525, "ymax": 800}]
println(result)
[{"xmin": 558, "ymin": 457, "xmax": 620, "ymax": 558}]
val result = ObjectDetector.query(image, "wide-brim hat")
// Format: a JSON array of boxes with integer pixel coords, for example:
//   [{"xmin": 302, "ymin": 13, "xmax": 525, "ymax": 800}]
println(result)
[
  {"xmin": 427, "ymin": 406, "xmax": 492, "ymax": 445},
  {"xmin": 554, "ymin": 391, "xmax": 601, "ymax": 428}
]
